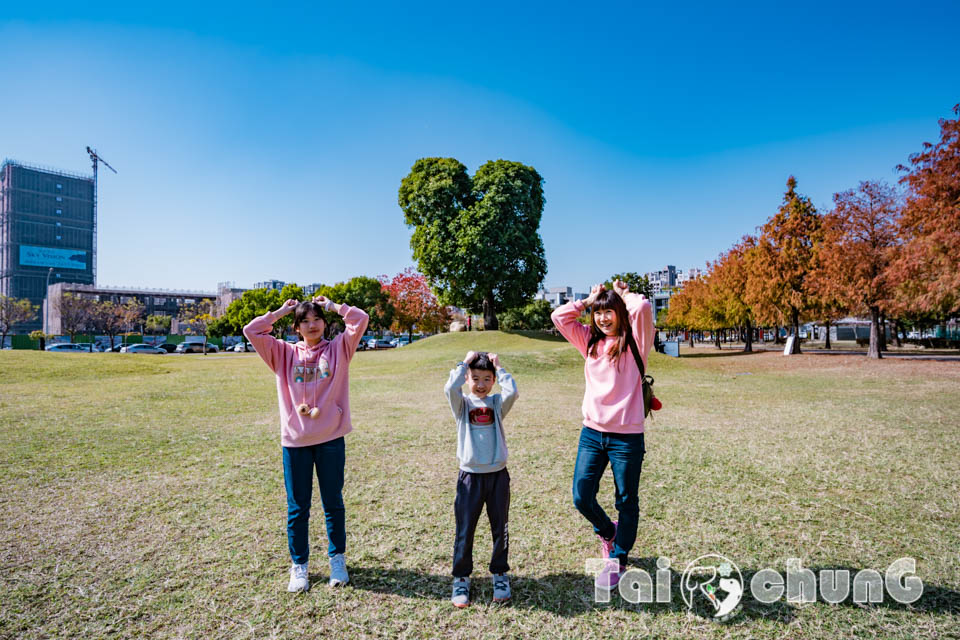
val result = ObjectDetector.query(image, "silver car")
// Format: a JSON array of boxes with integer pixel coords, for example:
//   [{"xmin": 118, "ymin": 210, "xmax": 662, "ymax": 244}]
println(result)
[{"xmin": 121, "ymin": 344, "xmax": 166, "ymax": 354}]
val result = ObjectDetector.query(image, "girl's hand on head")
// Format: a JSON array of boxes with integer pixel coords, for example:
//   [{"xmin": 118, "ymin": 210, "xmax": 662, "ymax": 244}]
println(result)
[
  {"xmin": 313, "ymin": 295, "xmax": 335, "ymax": 312},
  {"xmin": 277, "ymin": 298, "xmax": 298, "ymax": 316},
  {"xmin": 613, "ymin": 279, "xmax": 629, "ymax": 297},
  {"xmin": 584, "ymin": 283, "xmax": 605, "ymax": 306},
  {"xmin": 489, "ymin": 353, "xmax": 501, "ymax": 369}
]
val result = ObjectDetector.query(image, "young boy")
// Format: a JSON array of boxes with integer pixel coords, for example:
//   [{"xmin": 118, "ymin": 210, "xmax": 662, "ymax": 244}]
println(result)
[{"xmin": 444, "ymin": 351, "xmax": 518, "ymax": 607}]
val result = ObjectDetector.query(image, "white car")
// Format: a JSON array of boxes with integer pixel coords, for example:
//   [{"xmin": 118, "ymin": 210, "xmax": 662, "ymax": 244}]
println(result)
[
  {"xmin": 121, "ymin": 344, "xmax": 166, "ymax": 354},
  {"xmin": 233, "ymin": 342, "xmax": 255, "ymax": 352}
]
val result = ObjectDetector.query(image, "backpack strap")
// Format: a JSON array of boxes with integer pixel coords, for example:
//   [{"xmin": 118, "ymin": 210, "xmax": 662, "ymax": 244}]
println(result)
[{"xmin": 625, "ymin": 326, "xmax": 645, "ymax": 378}]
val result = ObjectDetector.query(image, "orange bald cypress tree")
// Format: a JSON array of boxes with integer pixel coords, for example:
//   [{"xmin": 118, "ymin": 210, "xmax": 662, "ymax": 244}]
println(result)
[
  {"xmin": 745, "ymin": 177, "xmax": 823, "ymax": 354},
  {"xmin": 812, "ymin": 181, "xmax": 902, "ymax": 359},
  {"xmin": 895, "ymin": 104, "xmax": 960, "ymax": 320}
]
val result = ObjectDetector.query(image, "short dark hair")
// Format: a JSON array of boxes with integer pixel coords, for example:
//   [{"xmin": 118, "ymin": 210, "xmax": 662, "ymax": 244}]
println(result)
[
  {"xmin": 292, "ymin": 301, "xmax": 327, "ymax": 333},
  {"xmin": 468, "ymin": 352, "xmax": 495, "ymax": 373}
]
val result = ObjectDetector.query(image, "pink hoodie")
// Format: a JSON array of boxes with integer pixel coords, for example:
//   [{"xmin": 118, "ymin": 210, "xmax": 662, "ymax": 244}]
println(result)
[
  {"xmin": 243, "ymin": 305, "xmax": 369, "ymax": 447},
  {"xmin": 551, "ymin": 293, "xmax": 654, "ymax": 433}
]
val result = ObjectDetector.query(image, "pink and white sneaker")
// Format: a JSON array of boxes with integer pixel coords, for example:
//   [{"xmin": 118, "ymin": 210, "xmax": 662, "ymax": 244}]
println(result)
[
  {"xmin": 595, "ymin": 558, "xmax": 625, "ymax": 592},
  {"xmin": 598, "ymin": 521, "xmax": 618, "ymax": 559}
]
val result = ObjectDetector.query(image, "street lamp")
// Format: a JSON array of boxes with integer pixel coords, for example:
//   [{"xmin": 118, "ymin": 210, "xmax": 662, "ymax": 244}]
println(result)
[{"xmin": 44, "ymin": 267, "xmax": 54, "ymax": 334}]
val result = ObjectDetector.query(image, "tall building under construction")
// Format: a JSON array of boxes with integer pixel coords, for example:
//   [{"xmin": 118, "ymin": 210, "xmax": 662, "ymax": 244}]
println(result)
[{"xmin": 0, "ymin": 160, "xmax": 96, "ymax": 333}]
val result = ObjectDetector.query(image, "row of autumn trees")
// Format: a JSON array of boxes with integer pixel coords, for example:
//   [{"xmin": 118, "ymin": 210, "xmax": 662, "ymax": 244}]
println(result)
[
  {"xmin": 208, "ymin": 270, "xmax": 447, "ymax": 341},
  {"xmin": 665, "ymin": 105, "xmax": 960, "ymax": 359}
]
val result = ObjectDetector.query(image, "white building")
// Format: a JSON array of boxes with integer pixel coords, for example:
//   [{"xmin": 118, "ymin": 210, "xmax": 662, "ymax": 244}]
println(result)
[{"xmin": 535, "ymin": 286, "xmax": 587, "ymax": 308}]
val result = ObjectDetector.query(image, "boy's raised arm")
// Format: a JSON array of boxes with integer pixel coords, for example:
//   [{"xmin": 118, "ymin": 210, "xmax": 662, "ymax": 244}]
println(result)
[
  {"xmin": 490, "ymin": 353, "xmax": 518, "ymax": 418},
  {"xmin": 444, "ymin": 351, "xmax": 475, "ymax": 419}
]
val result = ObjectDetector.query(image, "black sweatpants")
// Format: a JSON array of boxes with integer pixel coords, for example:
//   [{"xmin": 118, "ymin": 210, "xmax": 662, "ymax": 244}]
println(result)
[{"xmin": 452, "ymin": 467, "xmax": 510, "ymax": 577}]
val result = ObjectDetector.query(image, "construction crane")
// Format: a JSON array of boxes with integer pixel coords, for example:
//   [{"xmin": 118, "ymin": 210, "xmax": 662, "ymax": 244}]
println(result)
[{"xmin": 85, "ymin": 147, "xmax": 117, "ymax": 287}]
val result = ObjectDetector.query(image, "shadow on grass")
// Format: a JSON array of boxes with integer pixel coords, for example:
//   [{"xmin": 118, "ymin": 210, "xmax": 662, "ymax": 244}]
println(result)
[
  {"xmin": 500, "ymin": 330, "xmax": 568, "ymax": 343},
  {"xmin": 348, "ymin": 558, "xmax": 960, "ymax": 623},
  {"xmin": 680, "ymin": 349, "xmax": 763, "ymax": 359}
]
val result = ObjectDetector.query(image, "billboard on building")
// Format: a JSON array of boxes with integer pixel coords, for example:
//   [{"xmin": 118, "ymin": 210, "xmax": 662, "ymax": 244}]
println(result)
[{"xmin": 19, "ymin": 245, "xmax": 88, "ymax": 270}]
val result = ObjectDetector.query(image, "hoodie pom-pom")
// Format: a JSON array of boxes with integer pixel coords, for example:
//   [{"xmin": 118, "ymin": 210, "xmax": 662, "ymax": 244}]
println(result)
[
  {"xmin": 297, "ymin": 403, "xmax": 310, "ymax": 415},
  {"xmin": 308, "ymin": 407, "xmax": 321, "ymax": 419},
  {"xmin": 650, "ymin": 397, "xmax": 662, "ymax": 411}
]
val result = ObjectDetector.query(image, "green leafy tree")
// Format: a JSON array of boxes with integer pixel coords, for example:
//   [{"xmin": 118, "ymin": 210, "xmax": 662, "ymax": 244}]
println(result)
[
  {"xmin": 0, "ymin": 295, "xmax": 37, "ymax": 347},
  {"xmin": 399, "ymin": 157, "xmax": 547, "ymax": 330},
  {"xmin": 314, "ymin": 277, "xmax": 392, "ymax": 336},
  {"xmin": 500, "ymin": 299, "xmax": 554, "ymax": 331},
  {"xmin": 222, "ymin": 286, "xmax": 303, "ymax": 338},
  {"xmin": 29, "ymin": 329, "xmax": 52, "ymax": 351},
  {"xmin": 605, "ymin": 272, "xmax": 653, "ymax": 300},
  {"xmin": 145, "ymin": 314, "xmax": 172, "ymax": 336}
]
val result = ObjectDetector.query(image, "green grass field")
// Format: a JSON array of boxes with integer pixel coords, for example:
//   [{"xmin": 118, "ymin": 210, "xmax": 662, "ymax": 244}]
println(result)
[{"xmin": 2, "ymin": 332, "xmax": 958, "ymax": 639}]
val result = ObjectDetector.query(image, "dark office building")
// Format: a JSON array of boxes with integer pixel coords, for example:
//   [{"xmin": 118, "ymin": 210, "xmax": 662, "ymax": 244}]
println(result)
[{"xmin": 0, "ymin": 160, "xmax": 95, "ymax": 332}]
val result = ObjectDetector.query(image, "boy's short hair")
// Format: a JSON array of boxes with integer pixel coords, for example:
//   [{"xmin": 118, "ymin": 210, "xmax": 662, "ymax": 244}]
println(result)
[{"xmin": 468, "ymin": 352, "xmax": 495, "ymax": 373}]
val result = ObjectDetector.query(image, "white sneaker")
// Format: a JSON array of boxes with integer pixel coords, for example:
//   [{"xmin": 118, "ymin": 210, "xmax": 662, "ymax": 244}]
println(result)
[
  {"xmin": 288, "ymin": 562, "xmax": 309, "ymax": 592},
  {"xmin": 329, "ymin": 553, "xmax": 349, "ymax": 587}
]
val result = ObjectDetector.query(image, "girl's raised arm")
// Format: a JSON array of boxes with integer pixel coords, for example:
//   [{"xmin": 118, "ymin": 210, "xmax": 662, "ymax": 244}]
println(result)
[
  {"xmin": 314, "ymin": 296, "xmax": 370, "ymax": 360},
  {"xmin": 243, "ymin": 299, "xmax": 297, "ymax": 373}
]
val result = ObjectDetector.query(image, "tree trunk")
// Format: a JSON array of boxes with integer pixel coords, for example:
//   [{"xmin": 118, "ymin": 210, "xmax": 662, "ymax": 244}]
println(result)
[
  {"xmin": 714, "ymin": 331, "xmax": 721, "ymax": 349},
  {"xmin": 482, "ymin": 295, "xmax": 498, "ymax": 331},
  {"xmin": 744, "ymin": 319, "xmax": 753, "ymax": 353},
  {"xmin": 868, "ymin": 306, "xmax": 882, "ymax": 359},
  {"xmin": 894, "ymin": 320, "xmax": 903, "ymax": 347},
  {"xmin": 824, "ymin": 320, "xmax": 832, "ymax": 350},
  {"xmin": 688, "ymin": 329, "xmax": 694, "ymax": 349},
  {"xmin": 790, "ymin": 309, "xmax": 802, "ymax": 354},
  {"xmin": 879, "ymin": 313, "xmax": 888, "ymax": 351}
]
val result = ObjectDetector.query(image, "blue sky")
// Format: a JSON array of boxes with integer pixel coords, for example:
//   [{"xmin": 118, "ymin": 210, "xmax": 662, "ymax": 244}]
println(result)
[{"xmin": 2, "ymin": 2, "xmax": 958, "ymax": 294}]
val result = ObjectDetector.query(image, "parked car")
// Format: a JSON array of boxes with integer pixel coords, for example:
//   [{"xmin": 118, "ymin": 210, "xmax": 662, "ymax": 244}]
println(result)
[
  {"xmin": 394, "ymin": 336, "xmax": 411, "ymax": 347},
  {"xmin": 121, "ymin": 344, "xmax": 166, "ymax": 354},
  {"xmin": 232, "ymin": 342, "xmax": 255, "ymax": 352},
  {"xmin": 369, "ymin": 338, "xmax": 396, "ymax": 349},
  {"xmin": 155, "ymin": 343, "xmax": 178, "ymax": 353},
  {"xmin": 72, "ymin": 342, "xmax": 104, "ymax": 352},
  {"xmin": 175, "ymin": 342, "xmax": 219, "ymax": 354},
  {"xmin": 46, "ymin": 343, "xmax": 88, "ymax": 352}
]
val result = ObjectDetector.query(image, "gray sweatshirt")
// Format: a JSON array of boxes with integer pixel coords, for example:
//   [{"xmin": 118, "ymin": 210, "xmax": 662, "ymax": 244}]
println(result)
[{"xmin": 444, "ymin": 364, "xmax": 518, "ymax": 473}]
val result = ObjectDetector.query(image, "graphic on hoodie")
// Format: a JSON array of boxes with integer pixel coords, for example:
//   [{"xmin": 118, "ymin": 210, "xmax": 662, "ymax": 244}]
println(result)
[
  {"xmin": 469, "ymin": 407, "xmax": 495, "ymax": 426},
  {"xmin": 294, "ymin": 365, "xmax": 318, "ymax": 384}
]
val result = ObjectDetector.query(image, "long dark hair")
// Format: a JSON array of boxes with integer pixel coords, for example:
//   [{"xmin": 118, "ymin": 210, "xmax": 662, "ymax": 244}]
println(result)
[{"xmin": 586, "ymin": 289, "xmax": 629, "ymax": 362}]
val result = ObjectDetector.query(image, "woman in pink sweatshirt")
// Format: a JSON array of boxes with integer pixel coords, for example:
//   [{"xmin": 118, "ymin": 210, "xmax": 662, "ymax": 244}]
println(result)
[
  {"xmin": 550, "ymin": 280, "xmax": 654, "ymax": 594},
  {"xmin": 244, "ymin": 296, "xmax": 369, "ymax": 593}
]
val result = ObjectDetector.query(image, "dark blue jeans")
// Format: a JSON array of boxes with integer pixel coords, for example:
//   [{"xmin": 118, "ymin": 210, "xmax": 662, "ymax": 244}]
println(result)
[
  {"xmin": 282, "ymin": 438, "xmax": 346, "ymax": 565},
  {"xmin": 572, "ymin": 426, "xmax": 645, "ymax": 566}
]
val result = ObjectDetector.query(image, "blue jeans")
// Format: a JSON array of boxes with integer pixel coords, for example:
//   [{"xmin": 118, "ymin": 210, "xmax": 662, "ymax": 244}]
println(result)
[
  {"xmin": 572, "ymin": 426, "xmax": 646, "ymax": 566},
  {"xmin": 282, "ymin": 438, "xmax": 346, "ymax": 565}
]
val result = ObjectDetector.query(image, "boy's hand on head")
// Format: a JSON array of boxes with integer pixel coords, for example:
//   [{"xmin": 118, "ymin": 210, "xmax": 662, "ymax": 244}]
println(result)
[
  {"xmin": 464, "ymin": 351, "xmax": 477, "ymax": 365},
  {"xmin": 489, "ymin": 353, "xmax": 501, "ymax": 369}
]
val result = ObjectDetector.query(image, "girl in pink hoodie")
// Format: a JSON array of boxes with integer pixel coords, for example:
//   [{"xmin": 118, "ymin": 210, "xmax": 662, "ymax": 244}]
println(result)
[
  {"xmin": 551, "ymin": 280, "xmax": 654, "ymax": 595},
  {"xmin": 244, "ymin": 296, "xmax": 369, "ymax": 593}
]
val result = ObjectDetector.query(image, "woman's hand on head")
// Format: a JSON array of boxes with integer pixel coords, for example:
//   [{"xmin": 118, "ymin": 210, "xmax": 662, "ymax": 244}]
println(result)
[
  {"xmin": 312, "ymin": 295, "xmax": 335, "ymax": 312},
  {"xmin": 584, "ymin": 283, "xmax": 605, "ymax": 307},
  {"xmin": 277, "ymin": 298, "xmax": 299, "ymax": 317},
  {"xmin": 612, "ymin": 279, "xmax": 629, "ymax": 297}
]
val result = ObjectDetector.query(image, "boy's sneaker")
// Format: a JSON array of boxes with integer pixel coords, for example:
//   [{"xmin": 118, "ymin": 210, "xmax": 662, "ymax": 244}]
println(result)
[
  {"xmin": 451, "ymin": 577, "xmax": 471, "ymax": 608},
  {"xmin": 329, "ymin": 554, "xmax": 349, "ymax": 587},
  {"xmin": 599, "ymin": 521, "xmax": 618, "ymax": 559},
  {"xmin": 594, "ymin": 558, "xmax": 625, "ymax": 592},
  {"xmin": 288, "ymin": 562, "xmax": 309, "ymax": 592},
  {"xmin": 492, "ymin": 573, "xmax": 511, "ymax": 603}
]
